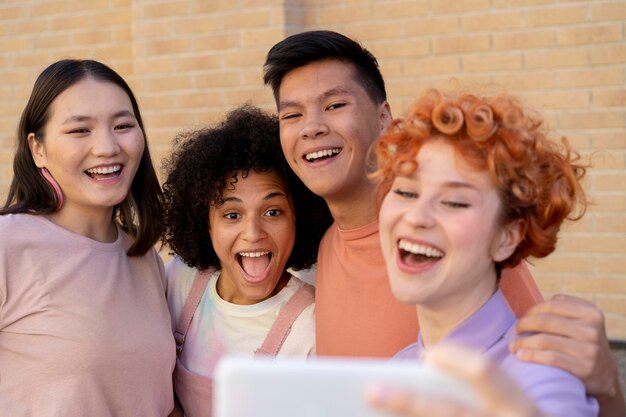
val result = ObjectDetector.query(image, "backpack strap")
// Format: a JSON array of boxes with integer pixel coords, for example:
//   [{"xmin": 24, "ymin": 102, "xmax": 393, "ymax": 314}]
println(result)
[
  {"xmin": 174, "ymin": 267, "xmax": 215, "ymax": 356},
  {"xmin": 255, "ymin": 282, "xmax": 315, "ymax": 357}
]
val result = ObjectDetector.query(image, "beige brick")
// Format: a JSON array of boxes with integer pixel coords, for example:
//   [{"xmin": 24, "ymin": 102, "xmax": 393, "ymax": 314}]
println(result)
[
  {"xmin": 533, "ymin": 275, "xmax": 563, "ymax": 294},
  {"xmin": 592, "ymin": 173, "xmax": 626, "ymax": 192},
  {"xmin": 371, "ymin": 38, "xmax": 430, "ymax": 59},
  {"xmin": 240, "ymin": 68, "xmax": 266, "ymax": 87},
  {"xmin": 222, "ymin": 10, "xmax": 272, "ymax": 28},
  {"xmin": 241, "ymin": 28, "xmax": 285, "ymax": 48},
  {"xmin": 0, "ymin": 4, "xmax": 28, "ymax": 20},
  {"xmin": 137, "ymin": 38, "xmax": 190, "ymax": 56},
  {"xmin": 432, "ymin": 75, "xmax": 494, "ymax": 91},
  {"xmin": 404, "ymin": 16, "xmax": 460, "ymax": 36},
  {"xmin": 403, "ymin": 56, "xmax": 461, "ymax": 77},
  {"xmin": 348, "ymin": 22, "xmax": 406, "ymax": 41},
  {"xmin": 605, "ymin": 316, "xmax": 626, "ymax": 340},
  {"xmin": 591, "ymin": 132, "xmax": 626, "ymax": 150},
  {"xmin": 223, "ymin": 49, "xmax": 267, "ymax": 67},
  {"xmin": 462, "ymin": 11, "xmax": 523, "ymax": 32},
  {"xmin": 379, "ymin": 60, "xmax": 403, "ymax": 78},
  {"xmin": 184, "ymin": 33, "xmax": 239, "ymax": 51},
  {"xmin": 594, "ymin": 213, "xmax": 626, "ymax": 234},
  {"xmin": 71, "ymin": 30, "xmax": 114, "ymax": 46},
  {"xmin": 590, "ymin": 45, "xmax": 626, "ymax": 65},
  {"xmin": 493, "ymin": 0, "xmax": 553, "ymax": 7},
  {"xmin": 597, "ymin": 257, "xmax": 626, "ymax": 275},
  {"xmin": 29, "ymin": 1, "xmax": 69, "ymax": 17},
  {"xmin": 133, "ymin": 21, "xmax": 173, "ymax": 38},
  {"xmin": 193, "ymin": 71, "xmax": 242, "ymax": 89},
  {"xmin": 524, "ymin": 90, "xmax": 589, "ymax": 110},
  {"xmin": 134, "ymin": 57, "xmax": 177, "ymax": 74},
  {"xmin": 176, "ymin": 54, "xmax": 224, "ymax": 72},
  {"xmin": 492, "ymin": 71, "xmax": 558, "ymax": 91},
  {"xmin": 556, "ymin": 23, "xmax": 623, "ymax": 46},
  {"xmin": 592, "ymin": 89, "xmax": 626, "ymax": 107},
  {"xmin": 432, "ymin": 0, "xmax": 490, "ymax": 14},
  {"xmin": 462, "ymin": 53, "xmax": 523, "ymax": 72},
  {"xmin": 591, "ymin": 2, "xmax": 626, "ymax": 21},
  {"xmin": 224, "ymin": 88, "xmax": 271, "ymax": 106},
  {"xmin": 175, "ymin": 91, "xmax": 226, "ymax": 108},
  {"xmin": 432, "ymin": 34, "xmax": 491, "ymax": 54},
  {"xmin": 136, "ymin": 2, "xmax": 190, "ymax": 19},
  {"xmin": 587, "ymin": 150, "xmax": 626, "ymax": 170},
  {"xmin": 564, "ymin": 277, "xmax": 626, "ymax": 293},
  {"xmin": 190, "ymin": 0, "xmax": 237, "ymax": 14},
  {"xmin": 170, "ymin": 16, "xmax": 220, "ymax": 34},
  {"xmin": 94, "ymin": 9, "xmax": 133, "ymax": 26},
  {"xmin": 318, "ymin": 4, "xmax": 372, "ymax": 24},
  {"xmin": 145, "ymin": 111, "xmax": 197, "ymax": 129},
  {"xmin": 372, "ymin": 1, "xmax": 429, "ymax": 19},
  {"xmin": 533, "ymin": 253, "xmax": 594, "ymax": 274},
  {"xmin": 68, "ymin": 0, "xmax": 111, "ymax": 12},
  {"xmin": 524, "ymin": 48, "xmax": 588, "ymax": 69},
  {"xmin": 596, "ymin": 297, "xmax": 626, "ymax": 318},
  {"xmin": 558, "ymin": 110, "xmax": 624, "ymax": 130},
  {"xmin": 559, "ymin": 67, "xmax": 624, "ymax": 88},
  {"xmin": 562, "ymin": 235, "xmax": 626, "ymax": 253},
  {"xmin": 143, "ymin": 75, "xmax": 195, "ymax": 92},
  {"xmin": 525, "ymin": 5, "xmax": 589, "ymax": 27},
  {"xmin": 560, "ymin": 213, "xmax": 594, "ymax": 233}
]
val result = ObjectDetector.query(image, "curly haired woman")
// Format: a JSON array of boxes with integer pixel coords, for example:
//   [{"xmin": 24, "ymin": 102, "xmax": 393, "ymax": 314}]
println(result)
[
  {"xmin": 371, "ymin": 89, "xmax": 599, "ymax": 417},
  {"xmin": 161, "ymin": 104, "xmax": 332, "ymax": 417}
]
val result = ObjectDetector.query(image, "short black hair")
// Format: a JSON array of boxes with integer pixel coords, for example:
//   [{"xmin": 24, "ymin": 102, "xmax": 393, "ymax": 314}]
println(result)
[
  {"xmin": 162, "ymin": 104, "xmax": 332, "ymax": 271},
  {"xmin": 263, "ymin": 30, "xmax": 387, "ymax": 105}
]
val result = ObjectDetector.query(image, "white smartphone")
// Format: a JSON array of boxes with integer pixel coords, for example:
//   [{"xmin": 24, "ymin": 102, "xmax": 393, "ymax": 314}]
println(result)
[{"xmin": 214, "ymin": 355, "xmax": 480, "ymax": 417}]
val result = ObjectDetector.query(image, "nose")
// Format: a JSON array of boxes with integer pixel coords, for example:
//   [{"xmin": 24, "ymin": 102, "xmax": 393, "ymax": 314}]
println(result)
[
  {"xmin": 300, "ymin": 113, "xmax": 329, "ymax": 140},
  {"xmin": 404, "ymin": 197, "xmax": 435, "ymax": 229},
  {"xmin": 92, "ymin": 128, "xmax": 121, "ymax": 157},
  {"xmin": 241, "ymin": 215, "xmax": 267, "ymax": 242}
]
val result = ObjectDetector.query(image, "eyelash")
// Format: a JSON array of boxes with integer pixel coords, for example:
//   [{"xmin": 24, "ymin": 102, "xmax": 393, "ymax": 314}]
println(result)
[
  {"xmin": 393, "ymin": 189, "xmax": 417, "ymax": 199},
  {"xmin": 393, "ymin": 189, "xmax": 470, "ymax": 209}
]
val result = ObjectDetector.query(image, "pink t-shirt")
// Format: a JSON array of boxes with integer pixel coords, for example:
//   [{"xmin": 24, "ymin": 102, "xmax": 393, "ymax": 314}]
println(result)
[
  {"xmin": 0, "ymin": 214, "xmax": 175, "ymax": 417},
  {"xmin": 315, "ymin": 221, "xmax": 543, "ymax": 358}
]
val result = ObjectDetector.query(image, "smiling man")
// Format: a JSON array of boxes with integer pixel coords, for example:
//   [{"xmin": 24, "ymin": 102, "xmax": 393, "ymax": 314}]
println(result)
[{"xmin": 263, "ymin": 30, "xmax": 624, "ymax": 416}]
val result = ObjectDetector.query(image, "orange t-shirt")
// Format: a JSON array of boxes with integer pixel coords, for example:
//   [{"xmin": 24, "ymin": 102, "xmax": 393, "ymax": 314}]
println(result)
[{"xmin": 315, "ymin": 221, "xmax": 543, "ymax": 358}]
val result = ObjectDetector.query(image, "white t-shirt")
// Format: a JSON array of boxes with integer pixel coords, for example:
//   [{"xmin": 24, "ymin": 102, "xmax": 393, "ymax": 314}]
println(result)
[{"xmin": 166, "ymin": 257, "xmax": 315, "ymax": 378}]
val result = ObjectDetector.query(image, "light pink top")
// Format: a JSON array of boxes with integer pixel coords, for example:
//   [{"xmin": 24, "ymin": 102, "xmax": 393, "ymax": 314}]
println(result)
[{"xmin": 0, "ymin": 213, "xmax": 176, "ymax": 417}]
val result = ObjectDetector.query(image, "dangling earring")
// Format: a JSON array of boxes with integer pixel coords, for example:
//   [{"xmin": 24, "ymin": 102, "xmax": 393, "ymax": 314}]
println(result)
[{"xmin": 39, "ymin": 167, "xmax": 63, "ymax": 211}]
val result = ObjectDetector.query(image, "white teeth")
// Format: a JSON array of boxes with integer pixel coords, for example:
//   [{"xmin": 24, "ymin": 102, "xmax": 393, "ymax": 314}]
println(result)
[
  {"xmin": 305, "ymin": 148, "xmax": 341, "ymax": 161},
  {"xmin": 239, "ymin": 251, "xmax": 269, "ymax": 258},
  {"xmin": 86, "ymin": 165, "xmax": 121, "ymax": 175},
  {"xmin": 398, "ymin": 240, "xmax": 443, "ymax": 258}
]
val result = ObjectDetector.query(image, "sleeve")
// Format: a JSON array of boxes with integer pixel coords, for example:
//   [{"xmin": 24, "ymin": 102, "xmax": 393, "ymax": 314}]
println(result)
[{"xmin": 509, "ymin": 360, "xmax": 599, "ymax": 417}]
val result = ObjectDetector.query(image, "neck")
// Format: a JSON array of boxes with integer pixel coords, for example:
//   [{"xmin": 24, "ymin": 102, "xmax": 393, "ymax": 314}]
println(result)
[
  {"xmin": 417, "ymin": 275, "xmax": 498, "ymax": 348},
  {"xmin": 46, "ymin": 206, "xmax": 118, "ymax": 243},
  {"xmin": 325, "ymin": 181, "xmax": 379, "ymax": 230}
]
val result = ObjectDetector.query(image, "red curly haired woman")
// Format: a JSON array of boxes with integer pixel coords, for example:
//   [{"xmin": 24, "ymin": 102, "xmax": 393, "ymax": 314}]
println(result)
[{"xmin": 369, "ymin": 89, "xmax": 603, "ymax": 417}]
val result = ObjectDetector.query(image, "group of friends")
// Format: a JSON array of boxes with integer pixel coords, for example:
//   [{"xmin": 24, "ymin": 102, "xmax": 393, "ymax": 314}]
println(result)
[{"xmin": 0, "ymin": 30, "xmax": 623, "ymax": 417}]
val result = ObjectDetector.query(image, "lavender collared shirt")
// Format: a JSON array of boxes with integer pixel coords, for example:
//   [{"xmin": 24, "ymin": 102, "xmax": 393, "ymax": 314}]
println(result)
[{"xmin": 394, "ymin": 290, "xmax": 598, "ymax": 417}]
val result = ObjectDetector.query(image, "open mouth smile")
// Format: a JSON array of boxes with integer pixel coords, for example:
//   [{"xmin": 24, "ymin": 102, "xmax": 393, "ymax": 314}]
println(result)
[
  {"xmin": 304, "ymin": 148, "xmax": 341, "ymax": 162},
  {"xmin": 398, "ymin": 239, "xmax": 444, "ymax": 264},
  {"xmin": 85, "ymin": 164, "xmax": 122, "ymax": 180},
  {"xmin": 237, "ymin": 251, "xmax": 272, "ymax": 281}
]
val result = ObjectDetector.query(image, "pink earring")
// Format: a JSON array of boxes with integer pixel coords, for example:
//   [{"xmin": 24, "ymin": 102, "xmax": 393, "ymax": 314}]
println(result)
[{"xmin": 39, "ymin": 167, "xmax": 63, "ymax": 211}]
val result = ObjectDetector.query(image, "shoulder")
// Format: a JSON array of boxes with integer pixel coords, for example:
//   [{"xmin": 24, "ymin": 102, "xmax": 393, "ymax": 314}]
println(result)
[
  {"xmin": 165, "ymin": 256, "xmax": 204, "ymax": 319},
  {"xmin": 501, "ymin": 354, "xmax": 598, "ymax": 417}
]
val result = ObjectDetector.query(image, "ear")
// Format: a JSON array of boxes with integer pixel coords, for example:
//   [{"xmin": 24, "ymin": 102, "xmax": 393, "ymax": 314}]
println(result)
[
  {"xmin": 28, "ymin": 133, "xmax": 47, "ymax": 168},
  {"xmin": 491, "ymin": 219, "xmax": 523, "ymax": 263},
  {"xmin": 379, "ymin": 101, "xmax": 393, "ymax": 134}
]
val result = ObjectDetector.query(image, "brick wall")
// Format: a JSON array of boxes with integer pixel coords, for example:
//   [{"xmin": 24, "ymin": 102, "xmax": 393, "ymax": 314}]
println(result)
[{"xmin": 1, "ymin": 0, "xmax": 624, "ymax": 339}]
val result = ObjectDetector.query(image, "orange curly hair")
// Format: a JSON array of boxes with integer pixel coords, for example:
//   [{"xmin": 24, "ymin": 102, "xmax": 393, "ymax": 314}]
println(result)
[{"xmin": 374, "ymin": 89, "xmax": 587, "ymax": 270}]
